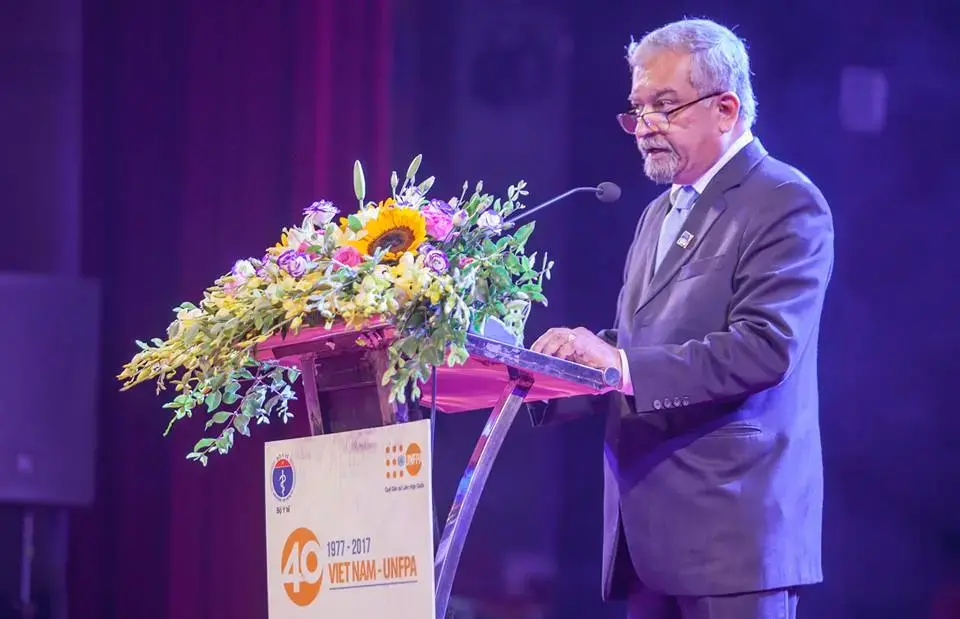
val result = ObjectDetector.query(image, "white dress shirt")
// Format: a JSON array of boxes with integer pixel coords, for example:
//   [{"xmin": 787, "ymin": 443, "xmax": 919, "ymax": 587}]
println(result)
[{"xmin": 619, "ymin": 130, "xmax": 754, "ymax": 395}]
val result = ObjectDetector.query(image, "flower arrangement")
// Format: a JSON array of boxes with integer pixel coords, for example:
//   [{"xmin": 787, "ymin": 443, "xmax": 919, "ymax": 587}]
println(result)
[{"xmin": 117, "ymin": 156, "xmax": 552, "ymax": 465}]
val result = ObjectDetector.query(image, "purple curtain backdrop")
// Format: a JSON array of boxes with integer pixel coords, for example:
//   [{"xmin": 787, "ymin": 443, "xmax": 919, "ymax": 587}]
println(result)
[{"xmin": 71, "ymin": 2, "xmax": 393, "ymax": 618}]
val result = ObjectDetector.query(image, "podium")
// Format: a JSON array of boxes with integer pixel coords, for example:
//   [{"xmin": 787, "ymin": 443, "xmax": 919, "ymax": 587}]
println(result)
[{"xmin": 255, "ymin": 320, "xmax": 619, "ymax": 618}]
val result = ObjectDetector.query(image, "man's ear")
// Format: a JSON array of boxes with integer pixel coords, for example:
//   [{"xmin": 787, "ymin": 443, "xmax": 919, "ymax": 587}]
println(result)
[{"xmin": 716, "ymin": 92, "xmax": 742, "ymax": 132}]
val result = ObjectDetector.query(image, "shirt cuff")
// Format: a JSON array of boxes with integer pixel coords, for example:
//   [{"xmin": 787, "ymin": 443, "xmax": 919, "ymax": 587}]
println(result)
[{"xmin": 618, "ymin": 349, "xmax": 633, "ymax": 395}]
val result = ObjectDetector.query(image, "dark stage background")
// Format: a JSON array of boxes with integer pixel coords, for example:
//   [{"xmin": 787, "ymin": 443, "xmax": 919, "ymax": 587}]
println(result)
[{"xmin": 0, "ymin": 0, "xmax": 957, "ymax": 618}]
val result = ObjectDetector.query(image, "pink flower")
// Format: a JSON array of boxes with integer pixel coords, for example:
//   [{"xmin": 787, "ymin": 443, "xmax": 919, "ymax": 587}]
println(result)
[
  {"xmin": 422, "ymin": 199, "xmax": 454, "ymax": 240},
  {"xmin": 332, "ymin": 245, "xmax": 363, "ymax": 269},
  {"xmin": 296, "ymin": 241, "xmax": 320, "ymax": 259},
  {"xmin": 458, "ymin": 256, "xmax": 474, "ymax": 269}
]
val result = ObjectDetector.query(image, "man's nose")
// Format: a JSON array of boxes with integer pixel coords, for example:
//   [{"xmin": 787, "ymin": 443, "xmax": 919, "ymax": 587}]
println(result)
[{"xmin": 634, "ymin": 116, "xmax": 656, "ymax": 138}]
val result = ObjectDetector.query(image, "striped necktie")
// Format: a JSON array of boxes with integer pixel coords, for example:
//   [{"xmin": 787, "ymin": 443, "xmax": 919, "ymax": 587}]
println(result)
[{"xmin": 654, "ymin": 185, "xmax": 698, "ymax": 272}]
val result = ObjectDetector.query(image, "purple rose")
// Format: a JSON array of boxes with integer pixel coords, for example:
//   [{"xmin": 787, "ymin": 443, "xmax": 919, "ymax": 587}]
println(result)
[
  {"xmin": 303, "ymin": 200, "xmax": 339, "ymax": 227},
  {"xmin": 277, "ymin": 249, "xmax": 308, "ymax": 278},
  {"xmin": 476, "ymin": 210, "xmax": 503, "ymax": 234},
  {"xmin": 422, "ymin": 247, "xmax": 449, "ymax": 274},
  {"xmin": 422, "ymin": 200, "xmax": 455, "ymax": 240}
]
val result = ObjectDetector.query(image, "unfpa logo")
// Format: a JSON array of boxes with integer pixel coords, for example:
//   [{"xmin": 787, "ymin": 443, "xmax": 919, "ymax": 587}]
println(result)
[{"xmin": 385, "ymin": 442, "xmax": 422, "ymax": 479}]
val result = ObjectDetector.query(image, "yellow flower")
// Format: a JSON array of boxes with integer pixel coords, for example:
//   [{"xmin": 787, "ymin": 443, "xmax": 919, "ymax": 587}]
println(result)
[
  {"xmin": 282, "ymin": 298, "xmax": 306, "ymax": 320},
  {"xmin": 348, "ymin": 206, "xmax": 427, "ymax": 261},
  {"xmin": 426, "ymin": 280, "xmax": 443, "ymax": 305},
  {"xmin": 219, "ymin": 295, "xmax": 239, "ymax": 313},
  {"xmin": 390, "ymin": 253, "xmax": 428, "ymax": 299}
]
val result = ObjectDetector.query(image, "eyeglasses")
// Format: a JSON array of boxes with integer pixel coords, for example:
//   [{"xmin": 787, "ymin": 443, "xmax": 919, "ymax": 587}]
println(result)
[{"xmin": 616, "ymin": 92, "xmax": 724, "ymax": 134}]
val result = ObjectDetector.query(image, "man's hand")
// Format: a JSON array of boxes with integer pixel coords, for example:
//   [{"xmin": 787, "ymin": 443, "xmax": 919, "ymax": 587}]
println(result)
[{"xmin": 530, "ymin": 326, "xmax": 622, "ymax": 371}]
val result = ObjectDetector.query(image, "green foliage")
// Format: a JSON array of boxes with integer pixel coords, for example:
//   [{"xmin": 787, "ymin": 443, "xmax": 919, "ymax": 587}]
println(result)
[{"xmin": 118, "ymin": 156, "xmax": 552, "ymax": 464}]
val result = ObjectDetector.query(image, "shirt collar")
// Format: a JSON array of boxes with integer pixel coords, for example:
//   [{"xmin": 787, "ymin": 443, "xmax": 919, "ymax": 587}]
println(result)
[{"xmin": 670, "ymin": 130, "xmax": 754, "ymax": 204}]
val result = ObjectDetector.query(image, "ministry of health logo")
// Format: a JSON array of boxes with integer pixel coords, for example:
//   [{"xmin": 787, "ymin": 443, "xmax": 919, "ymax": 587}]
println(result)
[{"xmin": 271, "ymin": 454, "xmax": 296, "ymax": 501}]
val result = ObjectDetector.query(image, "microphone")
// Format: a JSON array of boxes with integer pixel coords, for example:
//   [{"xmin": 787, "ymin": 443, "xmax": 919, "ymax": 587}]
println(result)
[{"xmin": 506, "ymin": 182, "xmax": 621, "ymax": 224}]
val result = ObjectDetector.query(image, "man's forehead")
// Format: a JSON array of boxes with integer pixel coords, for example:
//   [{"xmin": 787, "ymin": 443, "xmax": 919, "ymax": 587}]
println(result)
[{"xmin": 629, "ymin": 50, "xmax": 692, "ymax": 100}]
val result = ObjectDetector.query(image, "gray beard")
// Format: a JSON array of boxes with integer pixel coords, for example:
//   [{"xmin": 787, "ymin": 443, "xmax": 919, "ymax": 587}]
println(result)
[{"xmin": 643, "ymin": 151, "xmax": 681, "ymax": 185}]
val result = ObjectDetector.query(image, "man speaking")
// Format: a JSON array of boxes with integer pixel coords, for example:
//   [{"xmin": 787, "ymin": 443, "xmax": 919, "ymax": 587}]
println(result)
[{"xmin": 531, "ymin": 18, "xmax": 835, "ymax": 619}]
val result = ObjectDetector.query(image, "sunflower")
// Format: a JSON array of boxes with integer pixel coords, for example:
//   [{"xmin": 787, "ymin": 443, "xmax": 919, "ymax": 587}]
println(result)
[{"xmin": 349, "ymin": 207, "xmax": 427, "ymax": 261}]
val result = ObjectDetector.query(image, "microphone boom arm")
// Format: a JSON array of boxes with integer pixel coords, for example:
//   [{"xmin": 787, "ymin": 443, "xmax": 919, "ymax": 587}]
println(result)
[{"xmin": 505, "ymin": 186, "xmax": 599, "ymax": 225}]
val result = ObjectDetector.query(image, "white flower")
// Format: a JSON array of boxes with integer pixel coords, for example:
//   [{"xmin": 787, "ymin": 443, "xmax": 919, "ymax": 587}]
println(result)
[
  {"xmin": 231, "ymin": 259, "xmax": 256, "ymax": 283},
  {"xmin": 303, "ymin": 200, "xmax": 339, "ymax": 227},
  {"xmin": 477, "ymin": 210, "xmax": 504, "ymax": 234}
]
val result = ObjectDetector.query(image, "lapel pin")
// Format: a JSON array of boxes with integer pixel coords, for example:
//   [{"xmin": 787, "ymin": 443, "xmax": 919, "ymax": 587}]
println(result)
[{"xmin": 676, "ymin": 231, "xmax": 694, "ymax": 249}]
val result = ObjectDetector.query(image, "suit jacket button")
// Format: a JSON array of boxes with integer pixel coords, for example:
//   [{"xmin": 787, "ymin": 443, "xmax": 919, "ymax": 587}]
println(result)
[
  {"xmin": 663, "ymin": 398, "xmax": 673, "ymax": 409},
  {"xmin": 653, "ymin": 399, "xmax": 662, "ymax": 410},
  {"xmin": 673, "ymin": 397, "xmax": 682, "ymax": 407},
  {"xmin": 682, "ymin": 397, "xmax": 690, "ymax": 406}
]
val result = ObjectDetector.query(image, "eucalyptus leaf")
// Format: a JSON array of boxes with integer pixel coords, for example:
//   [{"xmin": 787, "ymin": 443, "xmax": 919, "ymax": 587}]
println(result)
[
  {"xmin": 205, "ymin": 391, "xmax": 222, "ymax": 412},
  {"xmin": 233, "ymin": 415, "xmax": 251, "ymax": 436},
  {"xmin": 513, "ymin": 222, "xmax": 535, "ymax": 245},
  {"xmin": 240, "ymin": 396, "xmax": 259, "ymax": 417}
]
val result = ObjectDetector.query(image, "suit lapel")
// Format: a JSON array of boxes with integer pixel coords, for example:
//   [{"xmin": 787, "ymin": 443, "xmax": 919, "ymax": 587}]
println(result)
[
  {"xmin": 618, "ymin": 192, "xmax": 669, "ymax": 330},
  {"xmin": 634, "ymin": 139, "xmax": 770, "ymax": 315},
  {"xmin": 638, "ymin": 193, "xmax": 670, "ymax": 293}
]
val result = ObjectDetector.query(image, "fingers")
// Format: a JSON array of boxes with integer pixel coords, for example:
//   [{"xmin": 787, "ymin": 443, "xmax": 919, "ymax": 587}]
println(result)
[
  {"xmin": 529, "ymin": 328, "xmax": 557, "ymax": 353},
  {"xmin": 529, "ymin": 328, "xmax": 555, "ymax": 353},
  {"xmin": 532, "ymin": 329, "xmax": 570, "ymax": 356},
  {"xmin": 555, "ymin": 339, "xmax": 577, "ymax": 360},
  {"xmin": 531, "ymin": 327, "xmax": 576, "ymax": 357},
  {"xmin": 572, "ymin": 327, "xmax": 594, "ymax": 339}
]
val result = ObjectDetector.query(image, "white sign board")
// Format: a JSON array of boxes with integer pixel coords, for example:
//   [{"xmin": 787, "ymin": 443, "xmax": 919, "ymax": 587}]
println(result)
[{"xmin": 265, "ymin": 419, "xmax": 435, "ymax": 619}]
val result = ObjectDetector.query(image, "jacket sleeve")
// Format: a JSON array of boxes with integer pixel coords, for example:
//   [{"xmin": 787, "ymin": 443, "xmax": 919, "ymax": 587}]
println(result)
[{"xmin": 624, "ymin": 181, "xmax": 835, "ymax": 413}]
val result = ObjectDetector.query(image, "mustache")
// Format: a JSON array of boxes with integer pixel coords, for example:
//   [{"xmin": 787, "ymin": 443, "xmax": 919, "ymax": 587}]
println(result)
[{"xmin": 638, "ymin": 139, "xmax": 674, "ymax": 154}]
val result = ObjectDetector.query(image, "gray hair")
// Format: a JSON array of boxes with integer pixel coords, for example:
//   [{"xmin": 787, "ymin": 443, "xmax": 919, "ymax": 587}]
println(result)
[{"xmin": 627, "ymin": 19, "xmax": 757, "ymax": 128}]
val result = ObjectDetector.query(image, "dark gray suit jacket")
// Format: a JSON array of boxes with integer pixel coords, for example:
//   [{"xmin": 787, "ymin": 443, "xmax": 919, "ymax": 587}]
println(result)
[{"xmin": 541, "ymin": 139, "xmax": 834, "ymax": 599}]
